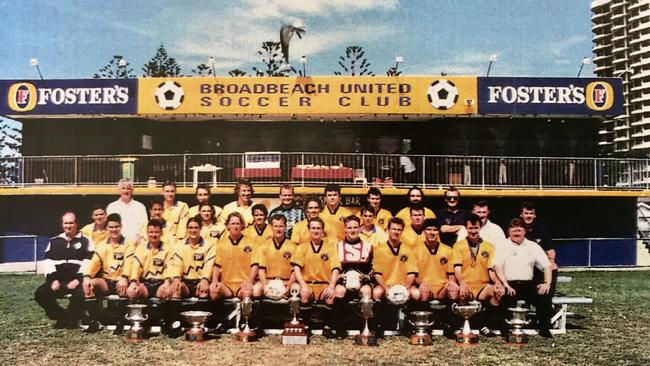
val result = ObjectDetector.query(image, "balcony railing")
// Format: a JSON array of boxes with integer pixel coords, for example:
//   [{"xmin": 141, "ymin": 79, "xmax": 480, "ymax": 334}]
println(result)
[{"xmin": 1, "ymin": 153, "xmax": 650, "ymax": 190}]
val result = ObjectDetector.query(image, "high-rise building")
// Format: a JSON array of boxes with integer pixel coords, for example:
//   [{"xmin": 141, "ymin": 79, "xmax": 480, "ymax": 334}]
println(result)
[{"xmin": 592, "ymin": 0, "xmax": 650, "ymax": 156}]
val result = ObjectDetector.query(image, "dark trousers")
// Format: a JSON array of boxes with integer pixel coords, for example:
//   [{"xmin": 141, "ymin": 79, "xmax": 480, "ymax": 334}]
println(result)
[
  {"xmin": 500, "ymin": 280, "xmax": 553, "ymax": 331},
  {"xmin": 34, "ymin": 281, "xmax": 84, "ymax": 321},
  {"xmin": 533, "ymin": 268, "xmax": 558, "ymax": 296}
]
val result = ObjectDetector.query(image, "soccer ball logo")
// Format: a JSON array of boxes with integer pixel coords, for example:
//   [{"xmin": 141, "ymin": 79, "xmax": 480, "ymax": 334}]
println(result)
[
  {"xmin": 155, "ymin": 81, "xmax": 184, "ymax": 110},
  {"xmin": 427, "ymin": 79, "xmax": 459, "ymax": 110}
]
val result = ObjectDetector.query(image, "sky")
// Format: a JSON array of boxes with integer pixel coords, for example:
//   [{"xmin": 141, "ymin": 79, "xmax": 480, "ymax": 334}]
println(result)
[{"xmin": 0, "ymin": 0, "xmax": 596, "ymax": 79}]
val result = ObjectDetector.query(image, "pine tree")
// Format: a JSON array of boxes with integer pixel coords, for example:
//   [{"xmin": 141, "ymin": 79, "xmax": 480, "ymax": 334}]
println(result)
[
  {"xmin": 142, "ymin": 43, "xmax": 182, "ymax": 77},
  {"xmin": 334, "ymin": 46, "xmax": 375, "ymax": 76},
  {"xmin": 191, "ymin": 63, "xmax": 213, "ymax": 76},
  {"xmin": 252, "ymin": 41, "xmax": 293, "ymax": 77},
  {"xmin": 228, "ymin": 69, "xmax": 247, "ymax": 77},
  {"xmin": 0, "ymin": 119, "xmax": 22, "ymax": 184},
  {"xmin": 93, "ymin": 55, "xmax": 135, "ymax": 79}
]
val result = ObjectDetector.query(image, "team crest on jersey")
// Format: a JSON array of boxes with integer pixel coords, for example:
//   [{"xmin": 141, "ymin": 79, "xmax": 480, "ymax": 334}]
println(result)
[
  {"xmin": 378, "ymin": 218, "xmax": 385, "ymax": 225},
  {"xmin": 320, "ymin": 253, "xmax": 329, "ymax": 261},
  {"xmin": 400, "ymin": 255, "xmax": 408, "ymax": 262},
  {"xmin": 244, "ymin": 245, "xmax": 253, "ymax": 253},
  {"xmin": 193, "ymin": 253, "xmax": 204, "ymax": 261},
  {"xmin": 210, "ymin": 231, "xmax": 219, "ymax": 238},
  {"xmin": 153, "ymin": 258, "xmax": 164, "ymax": 266},
  {"xmin": 440, "ymin": 257, "xmax": 448, "ymax": 265},
  {"xmin": 114, "ymin": 253, "xmax": 124, "ymax": 260},
  {"xmin": 73, "ymin": 242, "xmax": 82, "ymax": 249},
  {"xmin": 481, "ymin": 251, "xmax": 489, "ymax": 258},
  {"xmin": 283, "ymin": 251, "xmax": 292, "ymax": 260}
]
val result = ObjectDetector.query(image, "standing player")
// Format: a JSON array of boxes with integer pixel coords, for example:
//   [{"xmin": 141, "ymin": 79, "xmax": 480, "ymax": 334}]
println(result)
[
  {"xmin": 80, "ymin": 204, "xmax": 108, "ymax": 245},
  {"xmin": 197, "ymin": 203, "xmax": 222, "ymax": 242},
  {"xmin": 82, "ymin": 213, "xmax": 137, "ymax": 333},
  {"xmin": 366, "ymin": 187, "xmax": 392, "ymax": 230},
  {"xmin": 210, "ymin": 213, "xmax": 261, "ymax": 300},
  {"xmin": 161, "ymin": 181, "xmax": 189, "ymax": 241},
  {"xmin": 520, "ymin": 201, "xmax": 558, "ymax": 296},
  {"xmin": 106, "ymin": 178, "xmax": 147, "ymax": 242},
  {"xmin": 220, "ymin": 179, "xmax": 255, "ymax": 227},
  {"xmin": 400, "ymin": 203, "xmax": 427, "ymax": 248},
  {"xmin": 253, "ymin": 215, "xmax": 298, "ymax": 299},
  {"xmin": 319, "ymin": 184, "xmax": 355, "ymax": 241},
  {"xmin": 138, "ymin": 198, "xmax": 174, "ymax": 246},
  {"xmin": 35, "ymin": 212, "xmax": 93, "ymax": 329},
  {"xmin": 269, "ymin": 184, "xmax": 305, "ymax": 239},
  {"xmin": 395, "ymin": 187, "xmax": 436, "ymax": 228},
  {"xmin": 457, "ymin": 200, "xmax": 506, "ymax": 249},
  {"xmin": 437, "ymin": 187, "xmax": 466, "ymax": 246},
  {"xmin": 243, "ymin": 203, "xmax": 272, "ymax": 248},
  {"xmin": 359, "ymin": 205, "xmax": 388, "ymax": 247},
  {"xmin": 292, "ymin": 196, "xmax": 338, "ymax": 243}
]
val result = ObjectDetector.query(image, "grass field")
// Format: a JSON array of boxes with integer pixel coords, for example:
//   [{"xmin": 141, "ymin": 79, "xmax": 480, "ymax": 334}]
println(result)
[{"xmin": 0, "ymin": 271, "xmax": 649, "ymax": 366}]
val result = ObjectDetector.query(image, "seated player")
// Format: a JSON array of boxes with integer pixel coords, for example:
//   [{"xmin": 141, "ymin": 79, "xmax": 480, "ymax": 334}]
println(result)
[
  {"xmin": 252, "ymin": 214, "xmax": 299, "ymax": 299},
  {"xmin": 210, "ymin": 212, "xmax": 261, "ymax": 300},
  {"xmin": 400, "ymin": 203, "xmax": 427, "ymax": 248},
  {"xmin": 197, "ymin": 203, "xmax": 222, "ymax": 242},
  {"xmin": 359, "ymin": 205, "xmax": 388, "ymax": 247},
  {"xmin": 493, "ymin": 218, "xmax": 553, "ymax": 338},
  {"xmin": 82, "ymin": 213, "xmax": 137, "ymax": 333},
  {"xmin": 35, "ymin": 212, "xmax": 93, "ymax": 329},
  {"xmin": 292, "ymin": 218, "xmax": 343, "ymax": 335},
  {"xmin": 168, "ymin": 217, "xmax": 216, "ymax": 300},
  {"xmin": 410, "ymin": 218, "xmax": 459, "ymax": 302},
  {"xmin": 161, "ymin": 180, "xmax": 189, "ymax": 240},
  {"xmin": 80, "ymin": 204, "xmax": 108, "ymax": 245},
  {"xmin": 319, "ymin": 184, "xmax": 355, "ymax": 241},
  {"xmin": 243, "ymin": 203, "xmax": 272, "ymax": 248},
  {"xmin": 372, "ymin": 217, "xmax": 417, "ymax": 302},
  {"xmin": 126, "ymin": 219, "xmax": 174, "ymax": 301},
  {"xmin": 452, "ymin": 213, "xmax": 505, "ymax": 336},
  {"xmin": 291, "ymin": 196, "xmax": 338, "ymax": 244}
]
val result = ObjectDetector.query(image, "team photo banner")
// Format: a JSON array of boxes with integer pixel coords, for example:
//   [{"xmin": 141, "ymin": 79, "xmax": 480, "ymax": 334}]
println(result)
[
  {"xmin": 477, "ymin": 77, "xmax": 624, "ymax": 115},
  {"xmin": 137, "ymin": 76, "xmax": 478, "ymax": 115},
  {"xmin": 0, "ymin": 79, "xmax": 138, "ymax": 115}
]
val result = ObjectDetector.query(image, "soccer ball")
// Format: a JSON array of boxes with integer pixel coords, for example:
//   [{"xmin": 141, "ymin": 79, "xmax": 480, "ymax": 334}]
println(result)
[
  {"xmin": 265, "ymin": 279, "xmax": 286, "ymax": 300},
  {"xmin": 155, "ymin": 81, "xmax": 184, "ymax": 110},
  {"xmin": 427, "ymin": 79, "xmax": 459, "ymax": 110},
  {"xmin": 387, "ymin": 284, "xmax": 409, "ymax": 305},
  {"xmin": 343, "ymin": 270, "xmax": 362, "ymax": 291}
]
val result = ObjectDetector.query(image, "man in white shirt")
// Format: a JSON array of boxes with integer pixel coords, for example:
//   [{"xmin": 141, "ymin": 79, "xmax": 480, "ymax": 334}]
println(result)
[
  {"xmin": 457, "ymin": 200, "xmax": 506, "ymax": 250},
  {"xmin": 494, "ymin": 218, "xmax": 553, "ymax": 338},
  {"xmin": 106, "ymin": 178, "xmax": 147, "ymax": 242}
]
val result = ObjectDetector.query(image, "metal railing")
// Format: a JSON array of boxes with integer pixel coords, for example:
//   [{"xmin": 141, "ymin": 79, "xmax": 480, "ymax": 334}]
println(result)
[{"xmin": 1, "ymin": 153, "xmax": 650, "ymax": 189}]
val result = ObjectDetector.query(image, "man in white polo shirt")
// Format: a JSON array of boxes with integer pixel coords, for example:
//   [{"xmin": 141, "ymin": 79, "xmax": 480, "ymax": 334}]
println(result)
[
  {"xmin": 494, "ymin": 218, "xmax": 553, "ymax": 338},
  {"xmin": 457, "ymin": 200, "xmax": 506, "ymax": 250},
  {"xmin": 106, "ymin": 178, "xmax": 148, "ymax": 242}
]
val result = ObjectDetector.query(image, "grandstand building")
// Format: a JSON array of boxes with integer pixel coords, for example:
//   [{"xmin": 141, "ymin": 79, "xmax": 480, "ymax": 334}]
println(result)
[{"xmin": 591, "ymin": 0, "xmax": 650, "ymax": 155}]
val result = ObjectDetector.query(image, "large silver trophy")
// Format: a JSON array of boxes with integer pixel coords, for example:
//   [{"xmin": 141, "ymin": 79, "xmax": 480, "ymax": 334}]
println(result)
[
  {"xmin": 354, "ymin": 295, "xmax": 377, "ymax": 346},
  {"xmin": 236, "ymin": 297, "xmax": 256, "ymax": 342},
  {"xmin": 124, "ymin": 304, "xmax": 148, "ymax": 342},
  {"xmin": 180, "ymin": 310, "xmax": 212, "ymax": 342},
  {"xmin": 408, "ymin": 311, "xmax": 434, "ymax": 345},
  {"xmin": 282, "ymin": 287, "xmax": 308, "ymax": 345},
  {"xmin": 505, "ymin": 307, "xmax": 531, "ymax": 345},
  {"xmin": 452, "ymin": 301, "xmax": 482, "ymax": 346}
]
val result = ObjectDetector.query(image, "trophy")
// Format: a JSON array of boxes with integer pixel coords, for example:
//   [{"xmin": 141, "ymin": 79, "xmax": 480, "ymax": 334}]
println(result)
[
  {"xmin": 354, "ymin": 296, "xmax": 378, "ymax": 346},
  {"xmin": 236, "ymin": 297, "xmax": 256, "ymax": 342},
  {"xmin": 408, "ymin": 311, "xmax": 434, "ymax": 346},
  {"xmin": 282, "ymin": 287, "xmax": 308, "ymax": 345},
  {"xmin": 124, "ymin": 304, "xmax": 148, "ymax": 342},
  {"xmin": 180, "ymin": 310, "xmax": 212, "ymax": 342},
  {"xmin": 505, "ymin": 307, "xmax": 531, "ymax": 345},
  {"xmin": 451, "ymin": 301, "xmax": 482, "ymax": 346}
]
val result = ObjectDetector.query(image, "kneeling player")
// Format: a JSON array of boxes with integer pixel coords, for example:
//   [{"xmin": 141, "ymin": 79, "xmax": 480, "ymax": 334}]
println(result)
[
  {"xmin": 410, "ymin": 219, "xmax": 459, "ymax": 302},
  {"xmin": 126, "ymin": 219, "xmax": 174, "ymax": 301},
  {"xmin": 82, "ymin": 213, "xmax": 137, "ymax": 332},
  {"xmin": 253, "ymin": 214, "xmax": 299, "ymax": 299},
  {"xmin": 210, "ymin": 212, "xmax": 261, "ymax": 300}
]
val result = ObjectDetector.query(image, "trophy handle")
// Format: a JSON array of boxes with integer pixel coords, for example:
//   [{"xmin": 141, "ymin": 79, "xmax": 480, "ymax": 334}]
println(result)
[
  {"xmin": 125, "ymin": 313, "xmax": 131, "ymax": 321},
  {"xmin": 451, "ymin": 302, "xmax": 459, "ymax": 312},
  {"xmin": 143, "ymin": 314, "xmax": 149, "ymax": 321},
  {"xmin": 408, "ymin": 319, "xmax": 416, "ymax": 327},
  {"xmin": 505, "ymin": 319, "xmax": 513, "ymax": 325}
]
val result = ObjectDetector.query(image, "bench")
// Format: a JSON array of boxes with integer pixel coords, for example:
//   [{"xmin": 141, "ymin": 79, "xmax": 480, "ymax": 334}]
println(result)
[{"xmin": 551, "ymin": 296, "xmax": 593, "ymax": 334}]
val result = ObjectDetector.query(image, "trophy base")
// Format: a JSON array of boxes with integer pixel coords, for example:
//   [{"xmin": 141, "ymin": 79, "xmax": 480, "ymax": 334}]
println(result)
[
  {"xmin": 125, "ymin": 330, "xmax": 145, "ymax": 342},
  {"xmin": 354, "ymin": 334, "xmax": 378, "ymax": 346},
  {"xmin": 282, "ymin": 321, "xmax": 308, "ymax": 345},
  {"xmin": 185, "ymin": 329, "xmax": 207, "ymax": 342},
  {"xmin": 410, "ymin": 334, "xmax": 432, "ymax": 346},
  {"xmin": 506, "ymin": 332, "xmax": 529, "ymax": 346},
  {"xmin": 455, "ymin": 333, "xmax": 479, "ymax": 346},
  {"xmin": 236, "ymin": 330, "xmax": 257, "ymax": 342}
]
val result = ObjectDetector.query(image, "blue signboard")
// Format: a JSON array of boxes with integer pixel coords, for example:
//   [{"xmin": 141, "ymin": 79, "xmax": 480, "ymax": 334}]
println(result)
[
  {"xmin": 0, "ymin": 79, "xmax": 137, "ymax": 115},
  {"xmin": 477, "ymin": 77, "xmax": 624, "ymax": 116}
]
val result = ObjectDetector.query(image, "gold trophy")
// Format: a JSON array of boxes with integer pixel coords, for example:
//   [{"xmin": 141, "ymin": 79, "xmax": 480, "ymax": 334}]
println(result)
[
  {"xmin": 282, "ymin": 287, "xmax": 308, "ymax": 345},
  {"xmin": 354, "ymin": 296, "xmax": 378, "ymax": 346},
  {"xmin": 408, "ymin": 311, "xmax": 434, "ymax": 345},
  {"xmin": 180, "ymin": 310, "xmax": 212, "ymax": 342},
  {"xmin": 236, "ymin": 296, "xmax": 256, "ymax": 342},
  {"xmin": 124, "ymin": 304, "xmax": 148, "ymax": 342},
  {"xmin": 452, "ymin": 301, "xmax": 482, "ymax": 346},
  {"xmin": 505, "ymin": 307, "xmax": 531, "ymax": 345}
]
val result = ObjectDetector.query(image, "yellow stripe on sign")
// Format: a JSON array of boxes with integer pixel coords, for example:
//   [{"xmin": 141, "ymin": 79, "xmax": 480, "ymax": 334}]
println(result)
[{"xmin": 137, "ymin": 76, "xmax": 478, "ymax": 115}]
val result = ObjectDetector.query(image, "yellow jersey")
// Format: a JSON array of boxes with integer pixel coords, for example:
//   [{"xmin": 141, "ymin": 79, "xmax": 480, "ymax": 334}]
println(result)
[
  {"xmin": 252, "ymin": 237, "xmax": 298, "ymax": 281},
  {"xmin": 372, "ymin": 241, "xmax": 416, "ymax": 287},
  {"xmin": 319, "ymin": 205, "xmax": 355, "ymax": 241},
  {"xmin": 168, "ymin": 237, "xmax": 216, "ymax": 281},
  {"xmin": 395, "ymin": 207, "xmax": 436, "ymax": 229},
  {"xmin": 452, "ymin": 239, "xmax": 496, "ymax": 287},
  {"xmin": 215, "ymin": 234, "xmax": 256, "ymax": 290},
  {"xmin": 412, "ymin": 241, "xmax": 454, "ymax": 287},
  {"xmin": 85, "ymin": 236, "xmax": 136, "ymax": 281},
  {"xmin": 129, "ymin": 241, "xmax": 174, "ymax": 281},
  {"xmin": 292, "ymin": 241, "xmax": 341, "ymax": 284}
]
